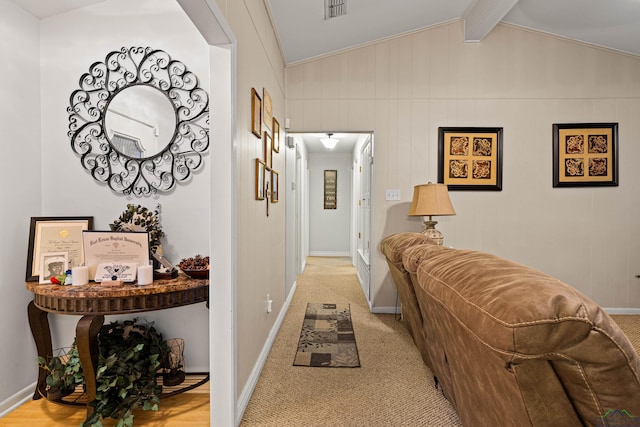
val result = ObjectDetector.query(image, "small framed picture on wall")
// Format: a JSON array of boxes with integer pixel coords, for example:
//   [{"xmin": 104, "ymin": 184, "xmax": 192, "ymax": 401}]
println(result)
[
  {"xmin": 263, "ymin": 88, "xmax": 273, "ymax": 132},
  {"xmin": 255, "ymin": 159, "xmax": 266, "ymax": 200},
  {"xmin": 324, "ymin": 170, "xmax": 337, "ymax": 209},
  {"xmin": 271, "ymin": 170, "xmax": 279, "ymax": 203},
  {"xmin": 264, "ymin": 132, "xmax": 272, "ymax": 169},
  {"xmin": 272, "ymin": 118, "xmax": 280, "ymax": 153},
  {"xmin": 251, "ymin": 88, "xmax": 262, "ymax": 138}
]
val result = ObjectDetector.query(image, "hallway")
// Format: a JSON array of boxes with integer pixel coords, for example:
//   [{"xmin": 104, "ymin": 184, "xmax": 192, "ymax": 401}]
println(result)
[{"xmin": 239, "ymin": 257, "xmax": 461, "ymax": 426}]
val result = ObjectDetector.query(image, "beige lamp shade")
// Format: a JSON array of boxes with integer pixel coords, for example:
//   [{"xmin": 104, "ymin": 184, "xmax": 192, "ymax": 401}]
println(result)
[{"xmin": 408, "ymin": 183, "xmax": 456, "ymax": 217}]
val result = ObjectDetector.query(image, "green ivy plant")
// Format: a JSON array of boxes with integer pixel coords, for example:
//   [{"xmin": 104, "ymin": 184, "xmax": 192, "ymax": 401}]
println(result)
[
  {"xmin": 39, "ymin": 318, "xmax": 170, "ymax": 427},
  {"xmin": 110, "ymin": 204, "xmax": 165, "ymax": 254},
  {"xmin": 38, "ymin": 343, "xmax": 84, "ymax": 401}
]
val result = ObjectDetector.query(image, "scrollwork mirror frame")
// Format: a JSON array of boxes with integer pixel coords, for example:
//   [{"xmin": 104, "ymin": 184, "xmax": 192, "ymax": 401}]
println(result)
[{"xmin": 68, "ymin": 46, "xmax": 209, "ymax": 195}]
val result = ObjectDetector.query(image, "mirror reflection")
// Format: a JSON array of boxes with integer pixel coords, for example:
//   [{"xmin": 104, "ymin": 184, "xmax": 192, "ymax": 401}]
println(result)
[{"xmin": 104, "ymin": 86, "xmax": 176, "ymax": 159}]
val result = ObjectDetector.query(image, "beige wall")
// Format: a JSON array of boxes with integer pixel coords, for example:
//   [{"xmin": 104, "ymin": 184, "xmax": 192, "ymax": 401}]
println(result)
[
  {"xmin": 214, "ymin": 0, "xmax": 288, "ymax": 399},
  {"xmin": 287, "ymin": 20, "xmax": 640, "ymax": 311}
]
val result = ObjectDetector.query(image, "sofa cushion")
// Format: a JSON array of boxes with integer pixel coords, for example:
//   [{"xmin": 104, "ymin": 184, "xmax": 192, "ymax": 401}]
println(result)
[{"xmin": 401, "ymin": 242, "xmax": 448, "ymax": 275}]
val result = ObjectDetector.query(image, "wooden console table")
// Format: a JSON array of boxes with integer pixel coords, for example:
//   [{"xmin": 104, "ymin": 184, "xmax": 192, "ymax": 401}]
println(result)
[{"xmin": 26, "ymin": 273, "xmax": 209, "ymax": 416}]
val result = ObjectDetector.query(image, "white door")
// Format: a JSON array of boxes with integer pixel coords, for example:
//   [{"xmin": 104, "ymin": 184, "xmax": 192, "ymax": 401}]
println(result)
[{"xmin": 356, "ymin": 135, "xmax": 373, "ymax": 303}]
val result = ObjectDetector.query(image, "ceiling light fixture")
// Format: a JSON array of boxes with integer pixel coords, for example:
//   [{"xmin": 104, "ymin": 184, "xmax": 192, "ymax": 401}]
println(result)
[{"xmin": 320, "ymin": 133, "xmax": 339, "ymax": 150}]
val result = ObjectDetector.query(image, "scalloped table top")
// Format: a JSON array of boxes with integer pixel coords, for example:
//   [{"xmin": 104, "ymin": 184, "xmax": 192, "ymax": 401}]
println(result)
[{"xmin": 26, "ymin": 272, "xmax": 208, "ymax": 315}]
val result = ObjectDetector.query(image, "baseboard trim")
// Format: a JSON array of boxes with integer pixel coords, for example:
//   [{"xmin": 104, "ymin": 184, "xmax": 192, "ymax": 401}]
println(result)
[
  {"xmin": 370, "ymin": 306, "xmax": 399, "ymax": 314},
  {"xmin": 0, "ymin": 382, "xmax": 36, "ymax": 418},
  {"xmin": 235, "ymin": 280, "xmax": 297, "ymax": 425},
  {"xmin": 604, "ymin": 308, "xmax": 640, "ymax": 315},
  {"xmin": 308, "ymin": 251, "xmax": 350, "ymax": 257}
]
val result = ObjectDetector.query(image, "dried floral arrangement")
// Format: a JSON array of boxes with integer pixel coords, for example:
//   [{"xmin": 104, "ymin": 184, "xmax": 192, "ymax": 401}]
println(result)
[{"xmin": 111, "ymin": 204, "xmax": 165, "ymax": 254}]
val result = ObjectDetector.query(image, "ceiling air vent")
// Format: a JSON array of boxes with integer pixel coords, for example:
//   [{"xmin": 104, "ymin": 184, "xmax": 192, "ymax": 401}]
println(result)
[{"xmin": 325, "ymin": 0, "xmax": 347, "ymax": 19}]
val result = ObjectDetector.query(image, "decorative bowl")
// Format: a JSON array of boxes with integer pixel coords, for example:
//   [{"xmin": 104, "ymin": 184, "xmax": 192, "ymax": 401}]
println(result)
[{"xmin": 181, "ymin": 268, "xmax": 209, "ymax": 279}]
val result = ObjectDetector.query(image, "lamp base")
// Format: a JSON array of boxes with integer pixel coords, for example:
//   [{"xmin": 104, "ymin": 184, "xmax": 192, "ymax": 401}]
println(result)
[{"xmin": 420, "ymin": 220, "xmax": 444, "ymax": 245}]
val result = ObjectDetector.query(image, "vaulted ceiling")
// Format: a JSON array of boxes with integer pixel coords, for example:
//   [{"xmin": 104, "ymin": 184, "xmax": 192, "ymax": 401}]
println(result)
[
  {"xmin": 11, "ymin": 0, "xmax": 640, "ymax": 65},
  {"xmin": 266, "ymin": 0, "xmax": 640, "ymax": 64}
]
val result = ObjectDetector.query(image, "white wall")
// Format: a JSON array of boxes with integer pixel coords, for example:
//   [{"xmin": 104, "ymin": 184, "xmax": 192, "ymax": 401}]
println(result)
[
  {"xmin": 0, "ymin": 0, "xmax": 42, "ymax": 411},
  {"xmin": 38, "ymin": 0, "xmax": 211, "ymax": 370},
  {"xmin": 287, "ymin": 21, "xmax": 640, "ymax": 311},
  {"xmin": 308, "ymin": 152, "xmax": 352, "ymax": 255}
]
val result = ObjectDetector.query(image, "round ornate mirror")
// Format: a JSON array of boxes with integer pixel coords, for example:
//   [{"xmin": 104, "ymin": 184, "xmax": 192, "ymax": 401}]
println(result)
[{"xmin": 68, "ymin": 47, "xmax": 209, "ymax": 195}]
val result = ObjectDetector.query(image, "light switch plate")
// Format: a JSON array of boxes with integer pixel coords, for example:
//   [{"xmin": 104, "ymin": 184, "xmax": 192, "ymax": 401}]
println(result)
[{"xmin": 385, "ymin": 189, "xmax": 401, "ymax": 201}]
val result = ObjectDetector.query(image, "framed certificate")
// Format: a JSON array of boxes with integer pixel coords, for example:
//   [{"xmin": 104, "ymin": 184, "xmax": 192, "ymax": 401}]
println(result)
[
  {"xmin": 82, "ymin": 231, "xmax": 150, "ymax": 279},
  {"xmin": 26, "ymin": 216, "xmax": 93, "ymax": 282}
]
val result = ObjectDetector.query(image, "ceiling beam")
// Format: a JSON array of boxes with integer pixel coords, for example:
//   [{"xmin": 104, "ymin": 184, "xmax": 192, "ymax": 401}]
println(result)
[{"xmin": 463, "ymin": 0, "xmax": 519, "ymax": 42}]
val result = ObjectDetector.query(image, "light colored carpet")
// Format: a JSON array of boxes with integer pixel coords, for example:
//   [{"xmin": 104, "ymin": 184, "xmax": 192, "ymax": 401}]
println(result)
[
  {"xmin": 240, "ymin": 257, "xmax": 640, "ymax": 427},
  {"xmin": 240, "ymin": 257, "xmax": 461, "ymax": 426},
  {"xmin": 611, "ymin": 314, "xmax": 640, "ymax": 354}
]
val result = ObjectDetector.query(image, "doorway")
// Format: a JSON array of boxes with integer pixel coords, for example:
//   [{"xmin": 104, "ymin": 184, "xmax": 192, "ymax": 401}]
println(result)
[{"xmin": 284, "ymin": 132, "xmax": 374, "ymax": 307}]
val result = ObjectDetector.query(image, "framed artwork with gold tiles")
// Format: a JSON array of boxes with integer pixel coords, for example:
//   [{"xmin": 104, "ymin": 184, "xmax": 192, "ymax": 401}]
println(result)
[
  {"xmin": 552, "ymin": 123, "xmax": 618, "ymax": 187},
  {"xmin": 438, "ymin": 127, "xmax": 503, "ymax": 191}
]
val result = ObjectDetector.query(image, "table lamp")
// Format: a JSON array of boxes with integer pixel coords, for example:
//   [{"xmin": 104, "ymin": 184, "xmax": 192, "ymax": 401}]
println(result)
[{"xmin": 407, "ymin": 182, "xmax": 456, "ymax": 245}]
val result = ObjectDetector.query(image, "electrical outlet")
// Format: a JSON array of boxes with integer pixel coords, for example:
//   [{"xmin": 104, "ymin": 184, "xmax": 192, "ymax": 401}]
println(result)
[{"xmin": 385, "ymin": 189, "xmax": 401, "ymax": 201}]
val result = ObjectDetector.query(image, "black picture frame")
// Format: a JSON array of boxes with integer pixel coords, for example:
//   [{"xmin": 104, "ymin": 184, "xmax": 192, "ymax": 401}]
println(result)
[
  {"xmin": 26, "ymin": 216, "xmax": 94, "ymax": 282},
  {"xmin": 552, "ymin": 122, "xmax": 619, "ymax": 187},
  {"xmin": 438, "ymin": 127, "xmax": 503, "ymax": 191},
  {"xmin": 324, "ymin": 170, "xmax": 337, "ymax": 209}
]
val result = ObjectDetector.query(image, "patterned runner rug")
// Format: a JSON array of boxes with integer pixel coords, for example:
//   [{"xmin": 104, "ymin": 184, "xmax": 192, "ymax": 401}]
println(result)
[{"xmin": 293, "ymin": 303, "xmax": 360, "ymax": 368}]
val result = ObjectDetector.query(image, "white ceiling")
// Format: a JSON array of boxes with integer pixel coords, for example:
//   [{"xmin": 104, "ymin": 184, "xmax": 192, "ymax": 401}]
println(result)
[
  {"xmin": 10, "ymin": 0, "xmax": 106, "ymax": 18},
  {"xmin": 266, "ymin": 0, "xmax": 640, "ymax": 65},
  {"xmin": 289, "ymin": 132, "xmax": 364, "ymax": 153}
]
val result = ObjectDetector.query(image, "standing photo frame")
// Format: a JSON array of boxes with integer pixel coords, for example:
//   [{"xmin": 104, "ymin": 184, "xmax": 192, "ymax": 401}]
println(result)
[
  {"xmin": 552, "ymin": 123, "xmax": 618, "ymax": 187},
  {"xmin": 438, "ymin": 127, "xmax": 503, "ymax": 191},
  {"xmin": 26, "ymin": 216, "xmax": 93, "ymax": 282},
  {"xmin": 251, "ymin": 88, "xmax": 262, "ymax": 138},
  {"xmin": 39, "ymin": 252, "xmax": 69, "ymax": 284},
  {"xmin": 82, "ymin": 231, "xmax": 150, "ymax": 280}
]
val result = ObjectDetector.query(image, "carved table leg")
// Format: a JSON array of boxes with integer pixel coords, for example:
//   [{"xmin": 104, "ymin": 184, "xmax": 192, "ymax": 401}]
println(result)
[
  {"xmin": 76, "ymin": 315, "xmax": 105, "ymax": 418},
  {"xmin": 27, "ymin": 301, "xmax": 52, "ymax": 400}
]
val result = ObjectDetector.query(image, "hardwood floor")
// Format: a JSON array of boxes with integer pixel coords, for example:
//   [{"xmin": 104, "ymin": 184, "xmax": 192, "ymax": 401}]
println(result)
[{"xmin": 0, "ymin": 381, "xmax": 209, "ymax": 426}]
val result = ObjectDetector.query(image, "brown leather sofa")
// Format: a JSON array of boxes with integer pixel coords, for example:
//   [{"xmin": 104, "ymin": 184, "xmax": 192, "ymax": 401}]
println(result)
[
  {"xmin": 380, "ymin": 232, "xmax": 435, "ymax": 369},
  {"xmin": 381, "ymin": 233, "xmax": 640, "ymax": 427}
]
